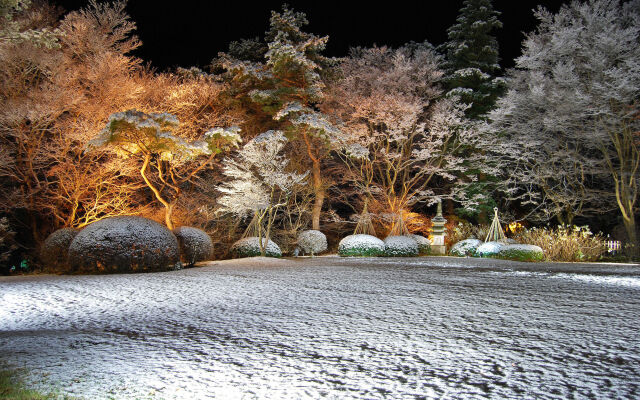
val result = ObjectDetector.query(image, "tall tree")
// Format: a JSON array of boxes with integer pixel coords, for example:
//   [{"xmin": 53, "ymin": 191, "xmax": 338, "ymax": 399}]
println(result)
[
  {"xmin": 218, "ymin": 5, "xmax": 340, "ymax": 231},
  {"xmin": 486, "ymin": 0, "xmax": 640, "ymax": 249},
  {"xmin": 441, "ymin": 0, "xmax": 505, "ymax": 119},
  {"xmin": 326, "ymin": 45, "xmax": 479, "ymax": 236}
]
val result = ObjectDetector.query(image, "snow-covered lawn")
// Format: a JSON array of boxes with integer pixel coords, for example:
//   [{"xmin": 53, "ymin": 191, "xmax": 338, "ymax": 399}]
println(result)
[{"xmin": 1, "ymin": 256, "xmax": 639, "ymax": 399}]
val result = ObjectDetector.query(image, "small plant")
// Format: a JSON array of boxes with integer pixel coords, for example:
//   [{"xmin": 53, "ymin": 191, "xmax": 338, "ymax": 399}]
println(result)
[
  {"xmin": 338, "ymin": 234, "xmax": 385, "ymax": 257},
  {"xmin": 447, "ymin": 221, "xmax": 489, "ymax": 247},
  {"xmin": 383, "ymin": 236, "xmax": 419, "ymax": 257},
  {"xmin": 497, "ymin": 244, "xmax": 545, "ymax": 262},
  {"xmin": 231, "ymin": 237, "xmax": 282, "ymax": 258},
  {"xmin": 513, "ymin": 225, "xmax": 606, "ymax": 262},
  {"xmin": 297, "ymin": 230, "xmax": 328, "ymax": 256}
]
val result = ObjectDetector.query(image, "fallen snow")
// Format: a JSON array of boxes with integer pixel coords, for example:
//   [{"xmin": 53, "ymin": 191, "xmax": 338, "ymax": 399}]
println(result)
[{"xmin": 1, "ymin": 256, "xmax": 639, "ymax": 399}]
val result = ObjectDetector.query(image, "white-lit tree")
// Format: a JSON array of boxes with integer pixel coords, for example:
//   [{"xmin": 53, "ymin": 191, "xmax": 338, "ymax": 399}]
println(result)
[
  {"xmin": 485, "ymin": 0, "xmax": 640, "ymax": 247},
  {"xmin": 217, "ymin": 130, "xmax": 308, "ymax": 256}
]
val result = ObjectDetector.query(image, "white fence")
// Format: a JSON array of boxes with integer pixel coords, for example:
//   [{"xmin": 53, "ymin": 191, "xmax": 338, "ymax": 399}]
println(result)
[{"xmin": 605, "ymin": 240, "xmax": 622, "ymax": 254}]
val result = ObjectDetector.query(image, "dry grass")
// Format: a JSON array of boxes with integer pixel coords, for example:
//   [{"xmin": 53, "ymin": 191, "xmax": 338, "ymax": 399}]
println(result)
[{"xmin": 513, "ymin": 225, "xmax": 607, "ymax": 262}]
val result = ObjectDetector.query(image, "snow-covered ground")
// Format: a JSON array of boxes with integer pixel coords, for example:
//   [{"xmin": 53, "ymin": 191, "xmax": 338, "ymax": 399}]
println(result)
[{"xmin": 1, "ymin": 256, "xmax": 639, "ymax": 399}]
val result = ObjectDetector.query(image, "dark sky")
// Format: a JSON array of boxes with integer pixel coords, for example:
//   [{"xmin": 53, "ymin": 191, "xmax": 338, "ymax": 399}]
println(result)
[{"xmin": 55, "ymin": 0, "xmax": 573, "ymax": 71}]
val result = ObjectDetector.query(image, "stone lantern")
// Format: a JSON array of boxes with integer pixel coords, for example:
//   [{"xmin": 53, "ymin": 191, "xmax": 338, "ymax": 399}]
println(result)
[{"xmin": 431, "ymin": 201, "xmax": 447, "ymax": 255}]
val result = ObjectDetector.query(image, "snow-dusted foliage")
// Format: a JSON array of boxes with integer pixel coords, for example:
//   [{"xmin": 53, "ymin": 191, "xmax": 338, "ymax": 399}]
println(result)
[
  {"xmin": 173, "ymin": 226, "xmax": 213, "ymax": 265},
  {"xmin": 296, "ymin": 230, "xmax": 327, "ymax": 255},
  {"xmin": 217, "ymin": 131, "xmax": 307, "ymax": 255},
  {"xmin": 67, "ymin": 216, "xmax": 179, "ymax": 274},
  {"xmin": 383, "ymin": 236, "xmax": 419, "ymax": 257},
  {"xmin": 449, "ymin": 238, "xmax": 482, "ymax": 257},
  {"xmin": 408, "ymin": 234, "xmax": 431, "ymax": 255},
  {"xmin": 218, "ymin": 131, "xmax": 306, "ymax": 216},
  {"xmin": 498, "ymin": 244, "xmax": 545, "ymax": 262},
  {"xmin": 40, "ymin": 228, "xmax": 78, "ymax": 269},
  {"xmin": 338, "ymin": 234, "xmax": 385, "ymax": 257},
  {"xmin": 88, "ymin": 109, "xmax": 241, "ymax": 229},
  {"xmin": 231, "ymin": 237, "xmax": 282, "ymax": 258},
  {"xmin": 441, "ymin": 0, "xmax": 505, "ymax": 118},
  {"xmin": 484, "ymin": 0, "xmax": 640, "ymax": 242},
  {"xmin": 328, "ymin": 45, "xmax": 481, "ymax": 232},
  {"xmin": 218, "ymin": 5, "xmax": 338, "ymax": 230},
  {"xmin": 475, "ymin": 241, "xmax": 504, "ymax": 258}
]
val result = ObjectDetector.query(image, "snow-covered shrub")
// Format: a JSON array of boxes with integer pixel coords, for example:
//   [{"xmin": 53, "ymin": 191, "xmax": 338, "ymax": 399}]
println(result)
[
  {"xmin": 498, "ymin": 244, "xmax": 545, "ymax": 262},
  {"xmin": 338, "ymin": 234, "xmax": 385, "ymax": 257},
  {"xmin": 173, "ymin": 226, "xmax": 213, "ymax": 266},
  {"xmin": 408, "ymin": 234, "xmax": 431, "ymax": 255},
  {"xmin": 40, "ymin": 228, "xmax": 78, "ymax": 269},
  {"xmin": 475, "ymin": 241, "xmax": 504, "ymax": 258},
  {"xmin": 297, "ymin": 230, "xmax": 327, "ymax": 256},
  {"xmin": 449, "ymin": 238, "xmax": 482, "ymax": 257},
  {"xmin": 231, "ymin": 237, "xmax": 282, "ymax": 258},
  {"xmin": 448, "ymin": 222, "xmax": 490, "ymax": 249},
  {"xmin": 384, "ymin": 236, "xmax": 419, "ymax": 257},
  {"xmin": 68, "ymin": 216, "xmax": 179, "ymax": 274}
]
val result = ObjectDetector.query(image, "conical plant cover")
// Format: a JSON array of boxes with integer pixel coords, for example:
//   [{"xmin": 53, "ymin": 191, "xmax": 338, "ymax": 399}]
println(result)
[{"xmin": 485, "ymin": 207, "xmax": 506, "ymax": 242}]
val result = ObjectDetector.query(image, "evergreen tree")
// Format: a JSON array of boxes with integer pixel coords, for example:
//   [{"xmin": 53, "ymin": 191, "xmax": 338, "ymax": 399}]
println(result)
[
  {"xmin": 442, "ymin": 0, "xmax": 505, "ymax": 119},
  {"xmin": 218, "ymin": 5, "xmax": 340, "ymax": 230}
]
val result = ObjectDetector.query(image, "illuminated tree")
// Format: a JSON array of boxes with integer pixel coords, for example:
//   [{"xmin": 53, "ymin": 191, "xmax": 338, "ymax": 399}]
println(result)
[
  {"xmin": 89, "ymin": 110, "xmax": 241, "ymax": 229},
  {"xmin": 217, "ymin": 130, "xmax": 307, "ymax": 255},
  {"xmin": 486, "ymin": 0, "xmax": 640, "ymax": 248},
  {"xmin": 218, "ymin": 5, "xmax": 340, "ymax": 231},
  {"xmin": 326, "ymin": 45, "xmax": 478, "ymax": 236}
]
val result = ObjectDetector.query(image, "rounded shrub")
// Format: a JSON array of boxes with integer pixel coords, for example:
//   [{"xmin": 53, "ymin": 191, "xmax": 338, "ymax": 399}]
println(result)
[
  {"xmin": 173, "ymin": 226, "xmax": 213, "ymax": 265},
  {"xmin": 40, "ymin": 228, "xmax": 79, "ymax": 270},
  {"xmin": 449, "ymin": 238, "xmax": 482, "ymax": 257},
  {"xmin": 338, "ymin": 234, "xmax": 385, "ymax": 257},
  {"xmin": 408, "ymin": 234, "xmax": 431, "ymax": 255},
  {"xmin": 498, "ymin": 244, "xmax": 545, "ymax": 262},
  {"xmin": 384, "ymin": 236, "xmax": 419, "ymax": 257},
  {"xmin": 68, "ymin": 216, "xmax": 179, "ymax": 274},
  {"xmin": 297, "ymin": 230, "xmax": 328, "ymax": 256},
  {"xmin": 231, "ymin": 237, "xmax": 282, "ymax": 258},
  {"xmin": 475, "ymin": 241, "xmax": 504, "ymax": 258}
]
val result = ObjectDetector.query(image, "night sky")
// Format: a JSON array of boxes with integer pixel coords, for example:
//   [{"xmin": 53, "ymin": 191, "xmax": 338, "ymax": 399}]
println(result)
[{"xmin": 54, "ymin": 0, "xmax": 573, "ymax": 71}]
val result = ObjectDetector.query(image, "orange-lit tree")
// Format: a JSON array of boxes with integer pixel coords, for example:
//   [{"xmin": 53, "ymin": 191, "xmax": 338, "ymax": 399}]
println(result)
[{"xmin": 88, "ymin": 110, "xmax": 241, "ymax": 229}]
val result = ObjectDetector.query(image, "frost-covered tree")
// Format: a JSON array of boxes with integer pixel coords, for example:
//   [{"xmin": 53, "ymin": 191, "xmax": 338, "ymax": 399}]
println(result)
[
  {"xmin": 441, "ymin": 0, "xmax": 505, "ymax": 119},
  {"xmin": 0, "ymin": 0, "xmax": 59, "ymax": 48},
  {"xmin": 218, "ymin": 5, "xmax": 340, "ymax": 231},
  {"xmin": 89, "ymin": 110, "xmax": 241, "ymax": 229},
  {"xmin": 217, "ymin": 130, "xmax": 307, "ymax": 256},
  {"xmin": 326, "ymin": 45, "xmax": 478, "ymax": 236},
  {"xmin": 486, "ymin": 0, "xmax": 640, "ymax": 248}
]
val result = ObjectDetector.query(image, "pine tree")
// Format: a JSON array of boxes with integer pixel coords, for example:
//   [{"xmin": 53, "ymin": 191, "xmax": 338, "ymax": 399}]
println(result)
[
  {"xmin": 218, "ymin": 5, "xmax": 341, "ymax": 231},
  {"xmin": 442, "ymin": 0, "xmax": 505, "ymax": 119}
]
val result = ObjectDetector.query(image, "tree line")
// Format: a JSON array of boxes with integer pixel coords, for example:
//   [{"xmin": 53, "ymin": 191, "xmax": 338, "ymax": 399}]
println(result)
[{"xmin": 0, "ymin": 0, "xmax": 638, "ymax": 269}]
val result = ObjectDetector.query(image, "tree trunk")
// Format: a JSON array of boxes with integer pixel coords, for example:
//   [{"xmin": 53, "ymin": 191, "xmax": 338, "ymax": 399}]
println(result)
[
  {"xmin": 623, "ymin": 215, "xmax": 638, "ymax": 257},
  {"xmin": 165, "ymin": 202, "xmax": 175, "ymax": 231},
  {"xmin": 311, "ymin": 158, "xmax": 324, "ymax": 230},
  {"xmin": 140, "ymin": 154, "xmax": 174, "ymax": 229}
]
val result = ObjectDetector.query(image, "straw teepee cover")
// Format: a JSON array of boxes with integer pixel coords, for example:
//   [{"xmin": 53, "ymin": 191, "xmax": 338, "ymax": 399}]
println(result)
[{"xmin": 485, "ymin": 207, "xmax": 506, "ymax": 242}]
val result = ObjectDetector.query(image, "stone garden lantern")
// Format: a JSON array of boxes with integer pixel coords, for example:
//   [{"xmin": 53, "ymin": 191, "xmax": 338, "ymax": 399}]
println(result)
[{"xmin": 431, "ymin": 201, "xmax": 447, "ymax": 255}]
